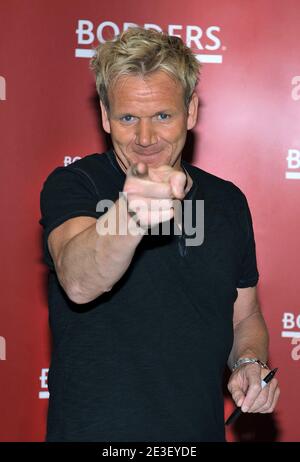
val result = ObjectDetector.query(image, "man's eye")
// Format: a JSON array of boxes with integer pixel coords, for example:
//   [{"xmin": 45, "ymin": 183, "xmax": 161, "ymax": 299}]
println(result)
[
  {"xmin": 121, "ymin": 115, "xmax": 135, "ymax": 122},
  {"xmin": 157, "ymin": 113, "xmax": 170, "ymax": 121}
]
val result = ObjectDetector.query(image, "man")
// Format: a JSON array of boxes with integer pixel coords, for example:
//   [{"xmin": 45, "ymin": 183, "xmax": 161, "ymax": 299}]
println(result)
[{"xmin": 39, "ymin": 27, "xmax": 279, "ymax": 442}]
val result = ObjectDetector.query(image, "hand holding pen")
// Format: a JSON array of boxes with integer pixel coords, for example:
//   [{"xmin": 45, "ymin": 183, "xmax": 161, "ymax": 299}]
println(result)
[{"xmin": 226, "ymin": 368, "xmax": 279, "ymax": 425}]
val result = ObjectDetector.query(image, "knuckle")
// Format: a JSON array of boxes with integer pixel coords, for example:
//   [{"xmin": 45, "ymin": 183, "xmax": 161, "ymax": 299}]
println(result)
[
  {"xmin": 124, "ymin": 178, "xmax": 137, "ymax": 193},
  {"xmin": 277, "ymin": 387, "xmax": 281, "ymax": 396},
  {"xmin": 252, "ymin": 384, "xmax": 262, "ymax": 393},
  {"xmin": 180, "ymin": 172, "xmax": 187, "ymax": 184},
  {"xmin": 159, "ymin": 198, "xmax": 172, "ymax": 209},
  {"xmin": 232, "ymin": 392, "xmax": 241, "ymax": 403},
  {"xmin": 259, "ymin": 399, "xmax": 269, "ymax": 410},
  {"xmin": 164, "ymin": 183, "xmax": 172, "ymax": 197},
  {"xmin": 266, "ymin": 407, "xmax": 274, "ymax": 413}
]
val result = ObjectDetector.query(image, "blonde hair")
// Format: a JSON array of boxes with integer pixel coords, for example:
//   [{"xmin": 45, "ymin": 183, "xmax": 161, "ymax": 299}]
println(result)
[{"xmin": 90, "ymin": 27, "xmax": 201, "ymax": 110}]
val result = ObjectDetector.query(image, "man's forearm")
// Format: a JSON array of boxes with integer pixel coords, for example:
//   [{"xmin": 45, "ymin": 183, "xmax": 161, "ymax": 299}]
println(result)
[
  {"xmin": 227, "ymin": 310, "xmax": 269, "ymax": 370},
  {"xmin": 57, "ymin": 197, "xmax": 145, "ymax": 304}
]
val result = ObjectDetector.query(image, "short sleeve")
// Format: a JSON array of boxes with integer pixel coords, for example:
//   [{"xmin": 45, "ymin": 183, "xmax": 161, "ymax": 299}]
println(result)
[
  {"xmin": 39, "ymin": 166, "xmax": 101, "ymax": 270},
  {"xmin": 236, "ymin": 193, "xmax": 259, "ymax": 288}
]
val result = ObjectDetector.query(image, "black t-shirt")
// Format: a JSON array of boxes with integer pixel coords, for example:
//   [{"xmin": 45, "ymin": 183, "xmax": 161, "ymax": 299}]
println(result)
[{"xmin": 39, "ymin": 150, "xmax": 259, "ymax": 442}]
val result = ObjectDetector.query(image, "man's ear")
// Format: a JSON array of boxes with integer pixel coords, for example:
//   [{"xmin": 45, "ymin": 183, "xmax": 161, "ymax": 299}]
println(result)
[
  {"xmin": 187, "ymin": 92, "xmax": 199, "ymax": 130},
  {"xmin": 100, "ymin": 101, "xmax": 111, "ymax": 134}
]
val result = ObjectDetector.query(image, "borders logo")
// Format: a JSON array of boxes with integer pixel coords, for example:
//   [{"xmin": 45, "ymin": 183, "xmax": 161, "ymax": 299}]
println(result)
[
  {"xmin": 64, "ymin": 155, "xmax": 82, "ymax": 166},
  {"xmin": 291, "ymin": 338, "xmax": 300, "ymax": 361},
  {"xmin": 0, "ymin": 76, "xmax": 6, "ymax": 101},
  {"xmin": 286, "ymin": 149, "xmax": 300, "ymax": 180},
  {"xmin": 75, "ymin": 20, "xmax": 224, "ymax": 64},
  {"xmin": 0, "ymin": 336, "xmax": 6, "ymax": 360},
  {"xmin": 281, "ymin": 312, "xmax": 300, "ymax": 361},
  {"xmin": 281, "ymin": 312, "xmax": 300, "ymax": 338},
  {"xmin": 39, "ymin": 368, "xmax": 49, "ymax": 399},
  {"xmin": 291, "ymin": 76, "xmax": 300, "ymax": 101}
]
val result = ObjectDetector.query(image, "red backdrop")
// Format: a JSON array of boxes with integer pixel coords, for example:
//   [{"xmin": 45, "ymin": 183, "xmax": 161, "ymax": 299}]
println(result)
[{"xmin": 0, "ymin": 0, "xmax": 299, "ymax": 442}]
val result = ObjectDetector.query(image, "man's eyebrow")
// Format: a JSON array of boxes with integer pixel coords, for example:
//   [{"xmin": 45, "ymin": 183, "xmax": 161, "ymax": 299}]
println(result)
[
  {"xmin": 113, "ymin": 109, "xmax": 175, "ymax": 118},
  {"xmin": 113, "ymin": 112, "xmax": 136, "ymax": 118},
  {"xmin": 153, "ymin": 110, "xmax": 173, "ymax": 115}
]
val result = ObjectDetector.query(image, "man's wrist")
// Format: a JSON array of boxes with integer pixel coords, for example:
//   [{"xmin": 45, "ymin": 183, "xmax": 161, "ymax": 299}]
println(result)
[{"xmin": 231, "ymin": 357, "xmax": 269, "ymax": 372}]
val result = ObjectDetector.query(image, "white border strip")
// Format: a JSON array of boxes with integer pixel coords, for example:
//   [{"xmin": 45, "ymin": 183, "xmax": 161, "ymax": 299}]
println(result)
[
  {"xmin": 285, "ymin": 172, "xmax": 300, "ymax": 179},
  {"xmin": 75, "ymin": 48, "xmax": 223, "ymax": 63},
  {"xmin": 281, "ymin": 331, "xmax": 300, "ymax": 338},
  {"xmin": 75, "ymin": 49, "xmax": 95, "ymax": 58},
  {"xmin": 196, "ymin": 54, "xmax": 223, "ymax": 63}
]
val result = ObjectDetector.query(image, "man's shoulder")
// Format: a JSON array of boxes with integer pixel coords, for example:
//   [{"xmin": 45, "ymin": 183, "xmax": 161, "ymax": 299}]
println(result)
[
  {"xmin": 44, "ymin": 152, "xmax": 108, "ymax": 179},
  {"xmin": 53, "ymin": 151, "xmax": 114, "ymax": 181},
  {"xmin": 185, "ymin": 162, "xmax": 246, "ymax": 201},
  {"xmin": 67, "ymin": 152, "xmax": 108, "ymax": 172},
  {"xmin": 41, "ymin": 151, "xmax": 118, "ymax": 197}
]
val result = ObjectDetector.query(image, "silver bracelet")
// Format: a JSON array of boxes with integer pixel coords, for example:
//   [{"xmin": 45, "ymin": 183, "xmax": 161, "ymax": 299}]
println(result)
[{"xmin": 232, "ymin": 357, "xmax": 269, "ymax": 372}]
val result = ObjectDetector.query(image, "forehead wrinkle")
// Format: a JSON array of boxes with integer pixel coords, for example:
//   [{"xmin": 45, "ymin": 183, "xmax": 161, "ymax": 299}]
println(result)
[
  {"xmin": 109, "ymin": 72, "xmax": 184, "ymax": 115},
  {"xmin": 115, "ymin": 76, "xmax": 157, "ymax": 100},
  {"xmin": 117, "ymin": 72, "xmax": 180, "ymax": 94}
]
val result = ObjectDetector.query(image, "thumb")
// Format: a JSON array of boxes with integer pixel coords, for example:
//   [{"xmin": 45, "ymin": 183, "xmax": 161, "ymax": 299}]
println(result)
[{"xmin": 169, "ymin": 171, "xmax": 187, "ymax": 199}]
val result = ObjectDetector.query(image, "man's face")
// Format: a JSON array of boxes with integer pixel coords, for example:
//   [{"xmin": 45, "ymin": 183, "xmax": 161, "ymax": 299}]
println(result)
[{"xmin": 100, "ymin": 71, "xmax": 198, "ymax": 172}]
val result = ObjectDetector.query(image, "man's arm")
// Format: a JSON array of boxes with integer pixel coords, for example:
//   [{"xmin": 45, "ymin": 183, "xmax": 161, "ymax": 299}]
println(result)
[
  {"xmin": 47, "ymin": 162, "xmax": 186, "ymax": 305},
  {"xmin": 227, "ymin": 287, "xmax": 280, "ymax": 413},
  {"xmin": 227, "ymin": 286, "xmax": 269, "ymax": 370},
  {"xmin": 48, "ymin": 196, "xmax": 144, "ymax": 304}
]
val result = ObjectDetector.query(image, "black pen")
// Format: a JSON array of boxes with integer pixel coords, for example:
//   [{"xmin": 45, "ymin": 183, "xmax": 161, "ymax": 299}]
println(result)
[{"xmin": 225, "ymin": 367, "xmax": 278, "ymax": 426}]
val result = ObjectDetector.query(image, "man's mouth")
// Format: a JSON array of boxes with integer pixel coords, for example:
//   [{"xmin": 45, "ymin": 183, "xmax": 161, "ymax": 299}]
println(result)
[{"xmin": 134, "ymin": 149, "xmax": 162, "ymax": 157}]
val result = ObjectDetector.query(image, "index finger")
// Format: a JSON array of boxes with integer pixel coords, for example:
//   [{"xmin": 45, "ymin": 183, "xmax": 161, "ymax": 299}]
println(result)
[
  {"xmin": 124, "ymin": 175, "xmax": 173, "ymax": 199},
  {"xmin": 128, "ymin": 162, "xmax": 149, "ymax": 179}
]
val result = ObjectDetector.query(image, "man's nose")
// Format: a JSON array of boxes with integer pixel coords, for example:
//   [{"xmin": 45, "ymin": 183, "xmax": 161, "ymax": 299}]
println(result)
[{"xmin": 135, "ymin": 119, "xmax": 157, "ymax": 146}]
